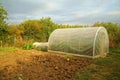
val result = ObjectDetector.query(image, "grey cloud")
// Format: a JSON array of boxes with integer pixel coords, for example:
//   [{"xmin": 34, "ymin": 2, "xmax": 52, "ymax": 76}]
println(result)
[
  {"xmin": 57, "ymin": 13, "xmax": 120, "ymax": 25},
  {"xmin": 3, "ymin": 0, "xmax": 46, "ymax": 14},
  {"xmin": 2, "ymin": 0, "xmax": 120, "ymax": 25}
]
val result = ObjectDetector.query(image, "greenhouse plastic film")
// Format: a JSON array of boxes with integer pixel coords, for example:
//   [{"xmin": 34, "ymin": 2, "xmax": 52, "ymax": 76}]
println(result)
[
  {"xmin": 33, "ymin": 42, "xmax": 48, "ymax": 51},
  {"xmin": 48, "ymin": 27, "xmax": 109, "ymax": 58}
]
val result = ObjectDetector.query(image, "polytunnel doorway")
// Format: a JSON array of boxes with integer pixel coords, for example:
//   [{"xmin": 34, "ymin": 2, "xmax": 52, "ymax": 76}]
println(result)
[{"xmin": 94, "ymin": 27, "xmax": 109, "ymax": 58}]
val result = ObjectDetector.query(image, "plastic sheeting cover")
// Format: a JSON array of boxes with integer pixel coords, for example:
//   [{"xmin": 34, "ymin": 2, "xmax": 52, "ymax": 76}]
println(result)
[
  {"xmin": 33, "ymin": 42, "xmax": 48, "ymax": 51},
  {"xmin": 48, "ymin": 27, "xmax": 109, "ymax": 58}
]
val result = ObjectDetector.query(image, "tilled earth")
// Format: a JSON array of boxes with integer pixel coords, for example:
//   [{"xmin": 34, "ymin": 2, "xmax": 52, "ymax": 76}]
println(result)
[{"xmin": 0, "ymin": 50, "xmax": 92, "ymax": 80}]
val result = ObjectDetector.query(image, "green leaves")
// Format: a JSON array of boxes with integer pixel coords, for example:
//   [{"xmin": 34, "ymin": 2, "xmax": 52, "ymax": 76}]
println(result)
[
  {"xmin": 20, "ymin": 17, "xmax": 57, "ymax": 42},
  {"xmin": 0, "ymin": 4, "xmax": 8, "ymax": 46},
  {"xmin": 0, "ymin": 5, "xmax": 7, "ymax": 23},
  {"xmin": 22, "ymin": 44, "xmax": 34, "ymax": 50}
]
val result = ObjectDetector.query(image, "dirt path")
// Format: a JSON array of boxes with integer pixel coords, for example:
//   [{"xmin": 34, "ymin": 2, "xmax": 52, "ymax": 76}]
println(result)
[{"xmin": 0, "ymin": 50, "xmax": 92, "ymax": 80}]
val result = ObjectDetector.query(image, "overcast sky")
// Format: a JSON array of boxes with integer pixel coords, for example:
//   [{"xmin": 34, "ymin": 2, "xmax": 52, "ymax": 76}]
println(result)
[{"xmin": 1, "ymin": 0, "xmax": 120, "ymax": 25}]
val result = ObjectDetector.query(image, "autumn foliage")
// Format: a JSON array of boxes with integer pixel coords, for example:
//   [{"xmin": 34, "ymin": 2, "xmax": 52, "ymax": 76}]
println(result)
[{"xmin": 1, "ymin": 21, "xmax": 119, "ymax": 49}]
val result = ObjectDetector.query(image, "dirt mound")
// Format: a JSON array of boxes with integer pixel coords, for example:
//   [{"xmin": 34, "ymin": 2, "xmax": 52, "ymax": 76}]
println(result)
[{"xmin": 0, "ymin": 53, "xmax": 92, "ymax": 80}]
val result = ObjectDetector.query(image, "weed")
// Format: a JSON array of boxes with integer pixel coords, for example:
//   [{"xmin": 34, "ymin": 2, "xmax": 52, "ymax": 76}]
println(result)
[
  {"xmin": 64, "ymin": 55, "xmax": 73, "ymax": 61},
  {"xmin": 22, "ymin": 44, "xmax": 34, "ymax": 50},
  {"xmin": 18, "ymin": 74, "xmax": 23, "ymax": 80},
  {"xmin": 74, "ymin": 70, "xmax": 92, "ymax": 80}
]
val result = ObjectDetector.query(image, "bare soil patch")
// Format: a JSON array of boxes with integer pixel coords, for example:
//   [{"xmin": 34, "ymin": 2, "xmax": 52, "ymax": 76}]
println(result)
[{"xmin": 0, "ymin": 50, "xmax": 92, "ymax": 80}]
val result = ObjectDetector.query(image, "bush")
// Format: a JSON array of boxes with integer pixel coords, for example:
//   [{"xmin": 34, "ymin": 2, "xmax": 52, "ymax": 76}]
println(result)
[{"xmin": 22, "ymin": 44, "xmax": 34, "ymax": 50}]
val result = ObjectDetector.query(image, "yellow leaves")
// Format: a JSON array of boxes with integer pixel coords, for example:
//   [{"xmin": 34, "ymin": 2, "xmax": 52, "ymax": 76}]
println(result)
[{"xmin": 8, "ymin": 25, "xmax": 24, "ymax": 36}]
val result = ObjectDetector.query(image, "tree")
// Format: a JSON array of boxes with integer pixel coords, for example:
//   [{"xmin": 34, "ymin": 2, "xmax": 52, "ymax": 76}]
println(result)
[
  {"xmin": 39, "ymin": 17, "xmax": 57, "ymax": 41},
  {"xmin": 20, "ymin": 17, "xmax": 57, "ymax": 42},
  {"xmin": 0, "ymin": 4, "xmax": 8, "ymax": 47},
  {"xmin": 20, "ymin": 20, "xmax": 42, "ymax": 42},
  {"xmin": 0, "ymin": 4, "xmax": 7, "ymax": 23},
  {"xmin": 8, "ymin": 25, "xmax": 24, "ymax": 46}
]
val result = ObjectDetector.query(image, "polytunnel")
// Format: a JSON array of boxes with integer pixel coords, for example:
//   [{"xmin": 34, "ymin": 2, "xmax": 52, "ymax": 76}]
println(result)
[
  {"xmin": 33, "ymin": 42, "xmax": 48, "ymax": 51},
  {"xmin": 48, "ymin": 27, "xmax": 109, "ymax": 58}
]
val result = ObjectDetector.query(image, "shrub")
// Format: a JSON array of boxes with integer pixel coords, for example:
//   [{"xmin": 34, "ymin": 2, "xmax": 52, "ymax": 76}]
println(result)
[{"xmin": 22, "ymin": 44, "xmax": 34, "ymax": 50}]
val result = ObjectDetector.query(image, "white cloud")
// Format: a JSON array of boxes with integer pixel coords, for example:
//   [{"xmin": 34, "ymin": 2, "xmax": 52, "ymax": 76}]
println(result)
[
  {"xmin": 72, "ymin": 8, "xmax": 103, "ymax": 18},
  {"xmin": 107, "ymin": 11, "xmax": 120, "ymax": 15}
]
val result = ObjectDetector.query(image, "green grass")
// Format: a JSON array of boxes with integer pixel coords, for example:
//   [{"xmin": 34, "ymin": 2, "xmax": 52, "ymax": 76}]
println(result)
[
  {"xmin": 0, "ymin": 47, "xmax": 18, "ymax": 56},
  {"xmin": 22, "ymin": 44, "xmax": 34, "ymax": 50},
  {"xmin": 0, "ymin": 47, "xmax": 18, "ymax": 51},
  {"xmin": 74, "ymin": 70, "xmax": 92, "ymax": 80},
  {"xmin": 74, "ymin": 48, "xmax": 120, "ymax": 80}
]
